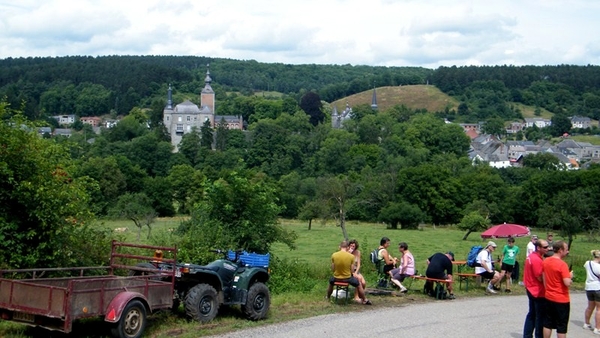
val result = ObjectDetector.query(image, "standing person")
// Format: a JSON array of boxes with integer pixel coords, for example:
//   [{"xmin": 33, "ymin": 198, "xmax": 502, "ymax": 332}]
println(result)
[
  {"xmin": 388, "ymin": 242, "xmax": 415, "ymax": 293},
  {"xmin": 348, "ymin": 239, "xmax": 367, "ymax": 302},
  {"xmin": 425, "ymin": 252, "xmax": 455, "ymax": 299},
  {"xmin": 545, "ymin": 234, "xmax": 555, "ymax": 258},
  {"xmin": 326, "ymin": 241, "xmax": 372, "ymax": 305},
  {"xmin": 523, "ymin": 239, "xmax": 549, "ymax": 338},
  {"xmin": 583, "ymin": 250, "xmax": 600, "ymax": 333},
  {"xmin": 527, "ymin": 235, "xmax": 539, "ymax": 258},
  {"xmin": 498, "ymin": 237, "xmax": 520, "ymax": 293},
  {"xmin": 542, "ymin": 240, "xmax": 572, "ymax": 338},
  {"xmin": 475, "ymin": 241, "xmax": 502, "ymax": 294}
]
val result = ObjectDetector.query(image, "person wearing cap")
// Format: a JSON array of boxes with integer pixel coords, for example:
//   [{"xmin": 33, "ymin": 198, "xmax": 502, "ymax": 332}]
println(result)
[
  {"xmin": 476, "ymin": 241, "xmax": 501, "ymax": 294},
  {"xmin": 498, "ymin": 237, "xmax": 520, "ymax": 293},
  {"xmin": 425, "ymin": 251, "xmax": 455, "ymax": 299},
  {"xmin": 527, "ymin": 235, "xmax": 539, "ymax": 258}
]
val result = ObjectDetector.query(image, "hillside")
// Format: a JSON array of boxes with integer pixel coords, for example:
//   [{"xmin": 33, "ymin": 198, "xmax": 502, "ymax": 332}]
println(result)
[{"xmin": 330, "ymin": 85, "xmax": 460, "ymax": 113}]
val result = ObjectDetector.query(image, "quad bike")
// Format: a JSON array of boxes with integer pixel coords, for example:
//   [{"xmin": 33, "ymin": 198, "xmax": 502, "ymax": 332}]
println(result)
[{"xmin": 132, "ymin": 249, "xmax": 271, "ymax": 323}]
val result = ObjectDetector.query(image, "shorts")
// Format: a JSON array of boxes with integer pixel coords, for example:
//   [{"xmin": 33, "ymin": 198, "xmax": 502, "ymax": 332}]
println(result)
[
  {"xmin": 543, "ymin": 300, "xmax": 570, "ymax": 334},
  {"xmin": 586, "ymin": 290, "xmax": 600, "ymax": 302},
  {"xmin": 500, "ymin": 262, "xmax": 514, "ymax": 273},
  {"xmin": 478, "ymin": 271, "xmax": 496, "ymax": 280},
  {"xmin": 383, "ymin": 264, "xmax": 394, "ymax": 275},
  {"xmin": 329, "ymin": 276, "xmax": 359, "ymax": 287},
  {"xmin": 390, "ymin": 268, "xmax": 409, "ymax": 281}
]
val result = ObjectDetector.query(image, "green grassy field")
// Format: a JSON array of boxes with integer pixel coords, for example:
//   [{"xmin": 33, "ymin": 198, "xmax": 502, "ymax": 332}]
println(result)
[{"xmin": 2, "ymin": 218, "xmax": 597, "ymax": 338}]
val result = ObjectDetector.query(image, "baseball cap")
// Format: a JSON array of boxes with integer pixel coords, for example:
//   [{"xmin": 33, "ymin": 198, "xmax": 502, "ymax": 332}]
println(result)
[
  {"xmin": 446, "ymin": 251, "xmax": 455, "ymax": 261},
  {"xmin": 486, "ymin": 241, "xmax": 497, "ymax": 248}
]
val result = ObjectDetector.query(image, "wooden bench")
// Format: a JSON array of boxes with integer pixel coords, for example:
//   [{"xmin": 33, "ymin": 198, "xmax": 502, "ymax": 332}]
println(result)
[
  {"xmin": 456, "ymin": 273, "xmax": 482, "ymax": 291},
  {"xmin": 408, "ymin": 275, "xmax": 451, "ymax": 299},
  {"xmin": 332, "ymin": 281, "xmax": 350, "ymax": 304}
]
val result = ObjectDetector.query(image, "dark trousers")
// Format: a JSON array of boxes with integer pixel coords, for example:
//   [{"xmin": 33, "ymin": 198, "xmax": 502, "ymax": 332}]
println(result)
[{"xmin": 523, "ymin": 289, "xmax": 545, "ymax": 338}]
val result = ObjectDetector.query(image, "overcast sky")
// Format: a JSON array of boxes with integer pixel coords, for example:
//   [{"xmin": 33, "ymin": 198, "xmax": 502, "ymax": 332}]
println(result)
[{"xmin": 1, "ymin": 0, "xmax": 599, "ymax": 69}]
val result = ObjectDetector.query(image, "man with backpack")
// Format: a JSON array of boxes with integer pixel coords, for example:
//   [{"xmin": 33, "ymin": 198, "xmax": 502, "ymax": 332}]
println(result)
[{"xmin": 476, "ymin": 241, "xmax": 502, "ymax": 294}]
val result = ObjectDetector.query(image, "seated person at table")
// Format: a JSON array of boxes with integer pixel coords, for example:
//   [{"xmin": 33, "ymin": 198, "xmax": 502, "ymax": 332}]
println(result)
[
  {"xmin": 326, "ymin": 240, "xmax": 372, "ymax": 305},
  {"xmin": 377, "ymin": 237, "xmax": 398, "ymax": 276},
  {"xmin": 425, "ymin": 251, "xmax": 455, "ymax": 299},
  {"xmin": 348, "ymin": 239, "xmax": 367, "ymax": 301},
  {"xmin": 476, "ymin": 241, "xmax": 502, "ymax": 294},
  {"xmin": 389, "ymin": 242, "xmax": 414, "ymax": 292}
]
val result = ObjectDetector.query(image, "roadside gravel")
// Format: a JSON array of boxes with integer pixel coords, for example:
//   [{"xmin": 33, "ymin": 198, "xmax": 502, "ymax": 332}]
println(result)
[{"xmin": 208, "ymin": 292, "xmax": 592, "ymax": 338}]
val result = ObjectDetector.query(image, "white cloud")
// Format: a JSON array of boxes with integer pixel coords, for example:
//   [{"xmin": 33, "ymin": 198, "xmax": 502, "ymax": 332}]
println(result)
[{"xmin": 0, "ymin": 0, "xmax": 599, "ymax": 67}]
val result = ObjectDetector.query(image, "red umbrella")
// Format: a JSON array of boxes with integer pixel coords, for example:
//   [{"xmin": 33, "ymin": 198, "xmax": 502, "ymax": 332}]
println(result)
[{"xmin": 481, "ymin": 223, "xmax": 530, "ymax": 239}]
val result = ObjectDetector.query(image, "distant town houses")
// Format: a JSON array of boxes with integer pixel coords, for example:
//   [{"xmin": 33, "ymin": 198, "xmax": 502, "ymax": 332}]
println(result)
[
  {"xmin": 571, "ymin": 116, "xmax": 591, "ymax": 129},
  {"xmin": 51, "ymin": 114, "xmax": 76, "ymax": 125},
  {"xmin": 80, "ymin": 116, "xmax": 102, "ymax": 127},
  {"xmin": 523, "ymin": 117, "xmax": 552, "ymax": 129}
]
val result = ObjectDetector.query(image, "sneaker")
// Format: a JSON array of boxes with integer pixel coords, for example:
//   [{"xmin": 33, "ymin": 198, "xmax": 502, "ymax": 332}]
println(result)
[
  {"xmin": 447, "ymin": 293, "xmax": 456, "ymax": 300},
  {"xmin": 486, "ymin": 286, "xmax": 497, "ymax": 294},
  {"xmin": 400, "ymin": 287, "xmax": 408, "ymax": 293},
  {"xmin": 504, "ymin": 289, "xmax": 512, "ymax": 293},
  {"xmin": 593, "ymin": 328, "xmax": 600, "ymax": 335},
  {"xmin": 584, "ymin": 323, "xmax": 593, "ymax": 330}
]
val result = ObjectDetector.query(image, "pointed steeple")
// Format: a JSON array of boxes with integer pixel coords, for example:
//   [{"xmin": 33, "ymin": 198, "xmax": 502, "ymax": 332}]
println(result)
[
  {"xmin": 166, "ymin": 84, "xmax": 173, "ymax": 109},
  {"xmin": 202, "ymin": 63, "xmax": 214, "ymax": 94},
  {"xmin": 371, "ymin": 85, "xmax": 378, "ymax": 110}
]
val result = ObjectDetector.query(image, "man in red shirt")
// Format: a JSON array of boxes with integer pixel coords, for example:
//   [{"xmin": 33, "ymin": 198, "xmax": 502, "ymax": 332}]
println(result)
[
  {"xmin": 542, "ymin": 240, "xmax": 573, "ymax": 338},
  {"xmin": 523, "ymin": 239, "xmax": 548, "ymax": 338}
]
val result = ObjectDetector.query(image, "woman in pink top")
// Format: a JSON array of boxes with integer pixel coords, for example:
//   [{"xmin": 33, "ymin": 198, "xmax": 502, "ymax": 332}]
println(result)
[{"xmin": 389, "ymin": 242, "xmax": 415, "ymax": 292}]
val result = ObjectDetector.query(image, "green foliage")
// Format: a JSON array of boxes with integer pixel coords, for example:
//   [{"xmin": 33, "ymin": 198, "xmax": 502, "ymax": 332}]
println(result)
[
  {"xmin": 178, "ymin": 169, "xmax": 297, "ymax": 259},
  {"xmin": 268, "ymin": 256, "xmax": 329, "ymax": 294},
  {"xmin": 109, "ymin": 193, "xmax": 157, "ymax": 240},
  {"xmin": 378, "ymin": 201, "xmax": 424, "ymax": 229},
  {"xmin": 0, "ymin": 102, "xmax": 106, "ymax": 268},
  {"xmin": 457, "ymin": 211, "xmax": 491, "ymax": 240}
]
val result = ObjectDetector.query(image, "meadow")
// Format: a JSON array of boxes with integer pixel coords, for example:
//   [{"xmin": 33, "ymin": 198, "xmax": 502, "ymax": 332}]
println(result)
[{"xmin": 1, "ymin": 218, "xmax": 598, "ymax": 338}]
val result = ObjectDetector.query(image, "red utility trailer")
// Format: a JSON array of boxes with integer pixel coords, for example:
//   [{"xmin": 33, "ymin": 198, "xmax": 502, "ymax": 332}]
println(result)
[{"xmin": 0, "ymin": 241, "xmax": 177, "ymax": 338}]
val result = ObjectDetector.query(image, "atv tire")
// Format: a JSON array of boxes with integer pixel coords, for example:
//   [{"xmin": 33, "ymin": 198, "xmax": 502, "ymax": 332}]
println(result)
[
  {"xmin": 184, "ymin": 284, "xmax": 219, "ymax": 323},
  {"xmin": 242, "ymin": 282, "xmax": 270, "ymax": 320}
]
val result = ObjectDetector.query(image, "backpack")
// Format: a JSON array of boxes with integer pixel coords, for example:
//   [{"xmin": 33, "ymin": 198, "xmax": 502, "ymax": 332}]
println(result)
[
  {"xmin": 370, "ymin": 248, "xmax": 382, "ymax": 264},
  {"xmin": 466, "ymin": 245, "xmax": 483, "ymax": 267}
]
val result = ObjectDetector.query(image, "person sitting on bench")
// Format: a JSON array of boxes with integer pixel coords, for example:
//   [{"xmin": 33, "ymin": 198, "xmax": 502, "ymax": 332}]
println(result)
[
  {"xmin": 389, "ymin": 242, "xmax": 414, "ymax": 292},
  {"xmin": 476, "ymin": 241, "xmax": 502, "ymax": 294},
  {"xmin": 378, "ymin": 237, "xmax": 398, "ymax": 276},
  {"xmin": 425, "ymin": 251, "xmax": 455, "ymax": 299},
  {"xmin": 326, "ymin": 240, "xmax": 372, "ymax": 305}
]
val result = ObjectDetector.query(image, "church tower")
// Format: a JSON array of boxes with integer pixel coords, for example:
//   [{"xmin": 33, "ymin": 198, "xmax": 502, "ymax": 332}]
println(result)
[{"xmin": 200, "ymin": 64, "xmax": 215, "ymax": 126}]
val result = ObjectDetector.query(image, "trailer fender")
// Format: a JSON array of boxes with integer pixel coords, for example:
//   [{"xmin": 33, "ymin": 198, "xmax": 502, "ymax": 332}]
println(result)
[{"xmin": 104, "ymin": 291, "xmax": 148, "ymax": 323}]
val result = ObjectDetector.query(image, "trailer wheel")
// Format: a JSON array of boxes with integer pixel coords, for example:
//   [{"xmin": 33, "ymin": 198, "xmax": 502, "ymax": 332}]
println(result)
[
  {"xmin": 110, "ymin": 300, "xmax": 147, "ymax": 338},
  {"xmin": 242, "ymin": 282, "xmax": 270, "ymax": 320},
  {"xmin": 184, "ymin": 284, "xmax": 219, "ymax": 322}
]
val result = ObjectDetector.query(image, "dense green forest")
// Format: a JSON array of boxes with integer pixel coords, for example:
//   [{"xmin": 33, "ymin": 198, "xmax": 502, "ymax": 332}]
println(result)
[{"xmin": 2, "ymin": 56, "xmax": 600, "ymax": 269}]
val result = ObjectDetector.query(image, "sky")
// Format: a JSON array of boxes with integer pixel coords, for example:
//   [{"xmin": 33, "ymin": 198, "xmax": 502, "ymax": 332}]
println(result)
[{"xmin": 1, "ymin": 0, "xmax": 599, "ymax": 69}]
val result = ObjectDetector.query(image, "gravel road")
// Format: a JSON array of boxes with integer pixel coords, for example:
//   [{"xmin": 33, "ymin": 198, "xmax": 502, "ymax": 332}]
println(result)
[{"xmin": 208, "ymin": 292, "xmax": 594, "ymax": 338}]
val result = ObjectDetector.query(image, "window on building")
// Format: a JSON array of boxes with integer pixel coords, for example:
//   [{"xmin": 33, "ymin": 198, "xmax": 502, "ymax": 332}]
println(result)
[
  {"xmin": 178, "ymin": 117, "xmax": 182, "ymax": 122},
  {"xmin": 176, "ymin": 124, "xmax": 184, "ymax": 132},
  {"xmin": 187, "ymin": 116, "xmax": 191, "ymax": 122}
]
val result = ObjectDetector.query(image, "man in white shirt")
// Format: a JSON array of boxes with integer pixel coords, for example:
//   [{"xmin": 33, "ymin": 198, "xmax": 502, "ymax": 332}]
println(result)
[
  {"xmin": 526, "ymin": 235, "xmax": 538, "ymax": 258},
  {"xmin": 476, "ymin": 241, "xmax": 501, "ymax": 294}
]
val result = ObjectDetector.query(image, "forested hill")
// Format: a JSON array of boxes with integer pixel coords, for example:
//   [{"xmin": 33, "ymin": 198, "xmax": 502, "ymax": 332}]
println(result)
[{"xmin": 1, "ymin": 55, "xmax": 600, "ymax": 124}]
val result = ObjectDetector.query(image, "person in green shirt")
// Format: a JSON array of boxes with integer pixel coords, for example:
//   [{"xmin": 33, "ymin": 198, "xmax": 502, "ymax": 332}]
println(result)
[{"xmin": 498, "ymin": 237, "xmax": 520, "ymax": 292}]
